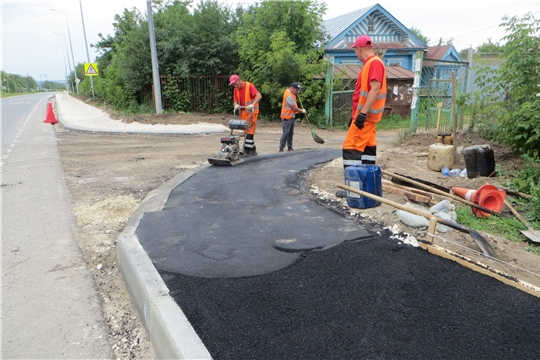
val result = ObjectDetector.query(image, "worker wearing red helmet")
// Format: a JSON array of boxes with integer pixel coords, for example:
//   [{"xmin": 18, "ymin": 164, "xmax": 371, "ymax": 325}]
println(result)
[
  {"xmin": 342, "ymin": 34, "xmax": 387, "ymax": 168},
  {"xmin": 229, "ymin": 74, "xmax": 262, "ymax": 156}
]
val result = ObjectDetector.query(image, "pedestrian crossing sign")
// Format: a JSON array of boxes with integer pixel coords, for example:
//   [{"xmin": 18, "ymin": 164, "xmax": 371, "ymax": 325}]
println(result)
[{"xmin": 84, "ymin": 63, "xmax": 99, "ymax": 76}]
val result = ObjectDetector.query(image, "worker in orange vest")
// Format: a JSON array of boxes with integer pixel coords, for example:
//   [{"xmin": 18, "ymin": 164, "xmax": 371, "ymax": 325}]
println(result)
[
  {"xmin": 342, "ymin": 34, "xmax": 387, "ymax": 168},
  {"xmin": 229, "ymin": 74, "xmax": 262, "ymax": 156},
  {"xmin": 279, "ymin": 82, "xmax": 306, "ymax": 152}
]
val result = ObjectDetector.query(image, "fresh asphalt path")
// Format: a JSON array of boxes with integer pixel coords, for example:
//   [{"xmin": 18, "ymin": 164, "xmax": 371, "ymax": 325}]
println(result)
[{"xmin": 136, "ymin": 149, "xmax": 539, "ymax": 359}]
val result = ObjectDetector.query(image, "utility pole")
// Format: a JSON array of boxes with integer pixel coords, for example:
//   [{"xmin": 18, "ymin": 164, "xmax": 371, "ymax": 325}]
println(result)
[
  {"xmin": 79, "ymin": 0, "xmax": 95, "ymax": 99},
  {"xmin": 50, "ymin": 9, "xmax": 79, "ymax": 93},
  {"xmin": 147, "ymin": 0, "xmax": 163, "ymax": 114},
  {"xmin": 55, "ymin": 45, "xmax": 69, "ymax": 91},
  {"xmin": 54, "ymin": 32, "xmax": 75, "ymax": 92}
]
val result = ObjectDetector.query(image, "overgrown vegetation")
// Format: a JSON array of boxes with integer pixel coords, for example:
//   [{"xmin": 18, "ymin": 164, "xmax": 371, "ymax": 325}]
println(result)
[
  {"xmin": 1, "ymin": 71, "xmax": 41, "ymax": 94},
  {"xmin": 85, "ymin": 0, "xmax": 329, "ymax": 118},
  {"xmin": 454, "ymin": 153, "xmax": 540, "ymax": 254},
  {"xmin": 472, "ymin": 12, "xmax": 539, "ymax": 160}
]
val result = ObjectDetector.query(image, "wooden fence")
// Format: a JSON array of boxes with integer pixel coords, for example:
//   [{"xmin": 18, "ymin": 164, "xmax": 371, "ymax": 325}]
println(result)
[{"xmin": 159, "ymin": 75, "xmax": 230, "ymax": 113}]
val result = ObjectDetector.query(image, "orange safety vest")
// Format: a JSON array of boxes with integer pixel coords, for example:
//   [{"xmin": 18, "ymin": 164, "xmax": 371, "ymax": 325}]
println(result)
[
  {"xmin": 280, "ymin": 89, "xmax": 296, "ymax": 119},
  {"xmin": 234, "ymin": 82, "xmax": 259, "ymax": 114},
  {"xmin": 353, "ymin": 56, "xmax": 387, "ymax": 123}
]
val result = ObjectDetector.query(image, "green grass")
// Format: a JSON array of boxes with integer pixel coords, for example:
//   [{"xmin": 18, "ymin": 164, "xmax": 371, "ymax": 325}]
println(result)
[
  {"xmin": 527, "ymin": 244, "xmax": 540, "ymax": 255},
  {"xmin": 1, "ymin": 92, "xmax": 28, "ymax": 98},
  {"xmin": 456, "ymin": 206, "xmax": 540, "ymax": 255},
  {"xmin": 378, "ymin": 114, "xmax": 411, "ymax": 130}
]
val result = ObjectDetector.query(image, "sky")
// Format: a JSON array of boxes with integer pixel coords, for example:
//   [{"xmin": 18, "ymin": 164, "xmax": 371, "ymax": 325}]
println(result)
[{"xmin": 1, "ymin": 0, "xmax": 538, "ymax": 82}]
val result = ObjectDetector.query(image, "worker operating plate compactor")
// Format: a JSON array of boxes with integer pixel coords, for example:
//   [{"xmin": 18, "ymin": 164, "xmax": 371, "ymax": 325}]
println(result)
[{"xmin": 208, "ymin": 106, "xmax": 253, "ymax": 166}]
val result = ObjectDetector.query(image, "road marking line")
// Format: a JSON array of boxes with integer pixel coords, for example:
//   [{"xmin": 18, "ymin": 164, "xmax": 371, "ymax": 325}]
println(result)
[{"xmin": 3, "ymin": 96, "xmax": 50, "ymax": 164}]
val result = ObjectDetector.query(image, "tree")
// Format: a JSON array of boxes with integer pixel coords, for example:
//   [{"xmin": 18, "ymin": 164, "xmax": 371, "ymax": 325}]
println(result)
[
  {"xmin": 91, "ymin": 0, "xmax": 242, "ymax": 109},
  {"xmin": 474, "ymin": 12, "xmax": 540, "ymax": 159},
  {"xmin": 1, "ymin": 72, "xmax": 38, "ymax": 93},
  {"xmin": 234, "ymin": 0, "xmax": 329, "ymax": 121},
  {"xmin": 436, "ymin": 37, "xmax": 453, "ymax": 46},
  {"xmin": 409, "ymin": 26, "xmax": 429, "ymax": 45},
  {"xmin": 475, "ymin": 38, "xmax": 504, "ymax": 53}
]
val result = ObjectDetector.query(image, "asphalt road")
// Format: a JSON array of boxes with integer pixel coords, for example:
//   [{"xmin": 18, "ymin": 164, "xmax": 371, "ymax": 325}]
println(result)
[
  {"xmin": 2, "ymin": 94, "xmax": 112, "ymax": 358},
  {"xmin": 135, "ymin": 150, "xmax": 540, "ymax": 359}
]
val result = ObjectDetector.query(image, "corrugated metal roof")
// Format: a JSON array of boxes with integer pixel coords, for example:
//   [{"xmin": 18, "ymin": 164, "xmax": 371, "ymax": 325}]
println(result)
[
  {"xmin": 322, "ymin": 6, "xmax": 374, "ymax": 40},
  {"xmin": 425, "ymin": 45, "xmax": 451, "ymax": 60},
  {"xmin": 423, "ymin": 45, "xmax": 463, "ymax": 67},
  {"xmin": 386, "ymin": 65, "xmax": 414, "ymax": 79}
]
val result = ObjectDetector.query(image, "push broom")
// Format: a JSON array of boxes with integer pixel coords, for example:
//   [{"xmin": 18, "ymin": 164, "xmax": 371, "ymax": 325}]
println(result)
[{"xmin": 297, "ymin": 95, "xmax": 324, "ymax": 144}]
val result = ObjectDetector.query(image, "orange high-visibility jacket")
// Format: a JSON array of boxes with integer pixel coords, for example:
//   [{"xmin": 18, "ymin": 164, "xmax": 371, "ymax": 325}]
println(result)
[
  {"xmin": 353, "ymin": 56, "xmax": 387, "ymax": 122},
  {"xmin": 234, "ymin": 82, "xmax": 259, "ymax": 114},
  {"xmin": 280, "ymin": 89, "xmax": 296, "ymax": 119}
]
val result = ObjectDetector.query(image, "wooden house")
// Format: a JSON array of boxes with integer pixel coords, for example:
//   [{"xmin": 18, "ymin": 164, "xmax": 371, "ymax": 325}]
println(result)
[
  {"xmin": 322, "ymin": 3, "xmax": 427, "ymax": 118},
  {"xmin": 422, "ymin": 45, "xmax": 465, "ymax": 87},
  {"xmin": 322, "ymin": 3, "xmax": 427, "ymax": 71}
]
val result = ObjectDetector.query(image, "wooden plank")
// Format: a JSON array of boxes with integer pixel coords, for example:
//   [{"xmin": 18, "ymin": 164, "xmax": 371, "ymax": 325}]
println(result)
[{"xmin": 382, "ymin": 182, "xmax": 433, "ymax": 204}]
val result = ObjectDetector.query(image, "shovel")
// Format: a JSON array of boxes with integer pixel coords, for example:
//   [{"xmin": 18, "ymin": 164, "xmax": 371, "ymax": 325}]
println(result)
[
  {"xmin": 504, "ymin": 199, "xmax": 540, "ymax": 243},
  {"xmin": 337, "ymin": 184, "xmax": 498, "ymax": 259},
  {"xmin": 296, "ymin": 95, "xmax": 324, "ymax": 144},
  {"xmin": 435, "ymin": 102, "xmax": 443, "ymax": 133}
]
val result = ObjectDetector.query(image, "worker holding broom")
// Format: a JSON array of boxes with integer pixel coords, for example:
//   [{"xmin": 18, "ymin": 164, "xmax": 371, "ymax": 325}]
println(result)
[
  {"xmin": 229, "ymin": 74, "xmax": 262, "ymax": 156},
  {"xmin": 342, "ymin": 34, "xmax": 387, "ymax": 168},
  {"xmin": 279, "ymin": 82, "xmax": 306, "ymax": 152}
]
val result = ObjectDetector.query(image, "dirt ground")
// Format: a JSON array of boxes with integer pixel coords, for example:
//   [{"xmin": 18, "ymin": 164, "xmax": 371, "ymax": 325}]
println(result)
[{"xmin": 54, "ymin": 107, "xmax": 540, "ymax": 359}]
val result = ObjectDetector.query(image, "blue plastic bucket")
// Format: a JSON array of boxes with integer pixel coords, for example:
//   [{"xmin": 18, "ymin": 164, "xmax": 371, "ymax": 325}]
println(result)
[{"xmin": 344, "ymin": 165, "xmax": 382, "ymax": 209}]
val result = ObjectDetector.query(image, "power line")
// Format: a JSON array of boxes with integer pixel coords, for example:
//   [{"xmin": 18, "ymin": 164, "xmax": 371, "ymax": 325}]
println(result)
[{"xmin": 443, "ymin": 10, "xmax": 540, "ymax": 42}]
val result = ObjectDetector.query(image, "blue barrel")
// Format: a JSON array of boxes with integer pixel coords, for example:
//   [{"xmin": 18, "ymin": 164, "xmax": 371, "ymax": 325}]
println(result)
[{"xmin": 344, "ymin": 165, "xmax": 382, "ymax": 209}]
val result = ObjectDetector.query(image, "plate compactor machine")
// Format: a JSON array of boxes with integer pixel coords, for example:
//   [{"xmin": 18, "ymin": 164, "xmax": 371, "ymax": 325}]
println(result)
[{"xmin": 208, "ymin": 107, "xmax": 252, "ymax": 166}]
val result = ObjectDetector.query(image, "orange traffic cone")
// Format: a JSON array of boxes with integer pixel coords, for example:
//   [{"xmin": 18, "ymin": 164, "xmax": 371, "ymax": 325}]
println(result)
[
  {"xmin": 44, "ymin": 102, "xmax": 58, "ymax": 124},
  {"xmin": 451, "ymin": 187, "xmax": 476, "ymax": 202},
  {"xmin": 451, "ymin": 185, "xmax": 506, "ymax": 218}
]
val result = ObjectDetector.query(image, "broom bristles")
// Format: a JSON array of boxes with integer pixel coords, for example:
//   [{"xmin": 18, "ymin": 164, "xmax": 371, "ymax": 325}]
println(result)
[{"xmin": 311, "ymin": 130, "xmax": 325, "ymax": 144}]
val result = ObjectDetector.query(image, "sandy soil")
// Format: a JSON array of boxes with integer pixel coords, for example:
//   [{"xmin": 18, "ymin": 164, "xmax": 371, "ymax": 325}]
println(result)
[{"xmin": 54, "ymin": 106, "xmax": 540, "ymax": 359}]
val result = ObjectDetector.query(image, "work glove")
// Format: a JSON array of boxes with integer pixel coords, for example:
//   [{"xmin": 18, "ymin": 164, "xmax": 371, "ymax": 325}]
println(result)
[
  {"xmin": 301, "ymin": 108, "xmax": 307, "ymax": 114},
  {"xmin": 355, "ymin": 112, "xmax": 367, "ymax": 130},
  {"xmin": 348, "ymin": 117, "xmax": 353, "ymax": 127},
  {"xmin": 234, "ymin": 104, "xmax": 240, "ymax": 111},
  {"xmin": 247, "ymin": 104, "xmax": 254, "ymax": 111}
]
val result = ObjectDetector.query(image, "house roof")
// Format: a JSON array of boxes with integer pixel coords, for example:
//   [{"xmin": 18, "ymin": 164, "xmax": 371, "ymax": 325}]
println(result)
[
  {"xmin": 322, "ymin": 3, "xmax": 427, "ymax": 50},
  {"xmin": 425, "ymin": 45, "xmax": 452, "ymax": 60},
  {"xmin": 386, "ymin": 65, "xmax": 415, "ymax": 79},
  {"xmin": 323, "ymin": 6, "xmax": 373, "ymax": 41},
  {"xmin": 423, "ymin": 45, "xmax": 464, "ymax": 67},
  {"xmin": 333, "ymin": 64, "xmax": 414, "ymax": 80}
]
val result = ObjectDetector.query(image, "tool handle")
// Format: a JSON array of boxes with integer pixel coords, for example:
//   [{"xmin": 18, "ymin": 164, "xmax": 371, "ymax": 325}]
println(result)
[
  {"xmin": 337, "ymin": 184, "xmax": 498, "ymax": 258},
  {"xmin": 296, "ymin": 94, "xmax": 313, "ymax": 130},
  {"xmin": 504, "ymin": 199, "xmax": 534, "ymax": 231},
  {"xmin": 337, "ymin": 184, "xmax": 469, "ymax": 234},
  {"xmin": 381, "ymin": 169, "xmax": 503, "ymax": 217}
]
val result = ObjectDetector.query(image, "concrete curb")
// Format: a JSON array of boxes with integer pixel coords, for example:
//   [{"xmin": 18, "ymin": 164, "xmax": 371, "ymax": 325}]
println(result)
[
  {"xmin": 54, "ymin": 92, "xmax": 227, "ymax": 135},
  {"xmin": 117, "ymin": 166, "xmax": 213, "ymax": 359}
]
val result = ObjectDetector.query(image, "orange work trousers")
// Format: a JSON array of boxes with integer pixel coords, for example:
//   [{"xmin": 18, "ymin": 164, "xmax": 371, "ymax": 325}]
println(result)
[
  {"xmin": 240, "ymin": 109, "xmax": 258, "ymax": 136},
  {"xmin": 342, "ymin": 120, "xmax": 377, "ymax": 167}
]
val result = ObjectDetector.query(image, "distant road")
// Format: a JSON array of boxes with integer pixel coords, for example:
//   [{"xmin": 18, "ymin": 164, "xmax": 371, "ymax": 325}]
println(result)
[{"xmin": 1, "ymin": 93, "xmax": 53, "ymax": 157}]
